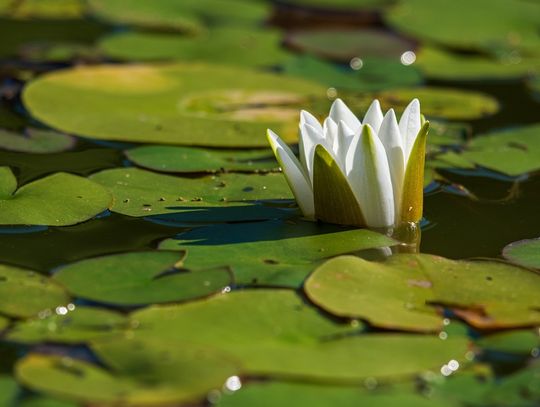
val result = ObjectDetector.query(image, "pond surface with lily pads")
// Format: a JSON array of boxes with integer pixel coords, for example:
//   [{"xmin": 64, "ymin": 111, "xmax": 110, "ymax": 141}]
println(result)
[{"xmin": 1, "ymin": 0, "xmax": 540, "ymax": 406}]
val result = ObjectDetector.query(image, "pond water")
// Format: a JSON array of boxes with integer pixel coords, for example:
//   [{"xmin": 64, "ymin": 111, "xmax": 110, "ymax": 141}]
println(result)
[{"xmin": 0, "ymin": 1, "xmax": 539, "ymax": 406}]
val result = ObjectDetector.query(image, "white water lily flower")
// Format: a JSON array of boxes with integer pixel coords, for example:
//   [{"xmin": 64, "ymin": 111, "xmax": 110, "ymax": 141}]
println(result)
[{"xmin": 267, "ymin": 98, "xmax": 429, "ymax": 228}]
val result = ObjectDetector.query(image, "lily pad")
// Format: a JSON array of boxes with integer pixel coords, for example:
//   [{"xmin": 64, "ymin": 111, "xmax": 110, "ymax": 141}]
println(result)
[
  {"xmin": 19, "ymin": 396, "xmax": 79, "ymax": 407},
  {"xmin": 503, "ymin": 238, "xmax": 540, "ymax": 269},
  {"xmin": 23, "ymin": 63, "xmax": 324, "ymax": 147},
  {"xmin": 416, "ymin": 46, "xmax": 540, "ymax": 80},
  {"xmin": 0, "ymin": 375, "xmax": 18, "ymax": 406},
  {"xmin": 217, "ymin": 381, "xmax": 455, "ymax": 407},
  {"xmin": 350, "ymin": 87, "xmax": 499, "ymax": 120},
  {"xmin": 125, "ymin": 145, "xmax": 277, "ymax": 173},
  {"xmin": 0, "ymin": 0, "xmax": 86, "ymax": 19},
  {"xmin": 285, "ymin": 28, "xmax": 415, "ymax": 63},
  {"xmin": 16, "ymin": 349, "xmax": 238, "ymax": 406},
  {"xmin": 0, "ymin": 167, "xmax": 112, "ymax": 226},
  {"xmin": 53, "ymin": 251, "xmax": 232, "ymax": 306},
  {"xmin": 128, "ymin": 289, "xmax": 469, "ymax": 381},
  {"xmin": 159, "ymin": 219, "xmax": 397, "ymax": 287},
  {"xmin": 0, "ymin": 263, "xmax": 70, "ymax": 319},
  {"xmin": 99, "ymin": 28, "xmax": 291, "ymax": 67},
  {"xmin": 305, "ymin": 254, "xmax": 540, "ymax": 330},
  {"xmin": 477, "ymin": 330, "xmax": 539, "ymax": 354},
  {"xmin": 90, "ymin": 167, "xmax": 293, "ymax": 223},
  {"xmin": 0, "ymin": 316, "xmax": 8, "ymax": 331},
  {"xmin": 6, "ymin": 306, "xmax": 128, "ymax": 344},
  {"xmin": 278, "ymin": 0, "xmax": 393, "ymax": 10},
  {"xmin": 283, "ymin": 55, "xmax": 423, "ymax": 92},
  {"xmin": 438, "ymin": 124, "xmax": 540, "ymax": 176},
  {"xmin": 385, "ymin": 0, "xmax": 540, "ymax": 55},
  {"xmin": 0, "ymin": 128, "xmax": 75, "ymax": 153}
]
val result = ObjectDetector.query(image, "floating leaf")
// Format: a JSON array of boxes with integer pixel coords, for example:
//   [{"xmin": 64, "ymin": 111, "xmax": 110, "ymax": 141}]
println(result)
[
  {"xmin": 100, "ymin": 28, "xmax": 291, "ymax": 67},
  {"xmin": 0, "ymin": 0, "xmax": 86, "ymax": 19},
  {"xmin": 6, "ymin": 306, "xmax": 128, "ymax": 344},
  {"xmin": 437, "ymin": 124, "xmax": 540, "ymax": 176},
  {"xmin": 90, "ymin": 167, "xmax": 293, "ymax": 223},
  {"xmin": 0, "ymin": 316, "xmax": 8, "ymax": 331},
  {"xmin": 23, "ymin": 63, "xmax": 324, "ymax": 147},
  {"xmin": 285, "ymin": 28, "xmax": 415, "ymax": 63},
  {"xmin": 53, "ymin": 251, "xmax": 232, "ymax": 306},
  {"xmin": 128, "ymin": 289, "xmax": 469, "ymax": 381},
  {"xmin": 159, "ymin": 219, "xmax": 396, "ymax": 287},
  {"xmin": 0, "ymin": 167, "xmax": 112, "ymax": 226},
  {"xmin": 385, "ymin": 0, "xmax": 540, "ymax": 55},
  {"xmin": 0, "ymin": 375, "xmax": 18, "ymax": 406},
  {"xmin": 306, "ymin": 254, "xmax": 540, "ymax": 330},
  {"xmin": 0, "ymin": 128, "xmax": 75, "ymax": 153},
  {"xmin": 125, "ymin": 145, "xmax": 277, "ymax": 173},
  {"xmin": 477, "ymin": 330, "xmax": 539, "ymax": 354},
  {"xmin": 416, "ymin": 46, "xmax": 540, "ymax": 80},
  {"xmin": 18, "ymin": 396, "xmax": 79, "ymax": 407},
  {"xmin": 350, "ymin": 87, "xmax": 499, "ymax": 120},
  {"xmin": 0, "ymin": 263, "xmax": 70, "ymax": 319},
  {"xmin": 16, "ymin": 350, "xmax": 237, "ymax": 406},
  {"xmin": 503, "ymin": 237, "xmax": 540, "ymax": 269}
]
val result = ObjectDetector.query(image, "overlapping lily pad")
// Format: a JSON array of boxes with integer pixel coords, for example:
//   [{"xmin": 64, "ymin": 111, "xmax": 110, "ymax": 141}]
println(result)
[
  {"xmin": 99, "ymin": 28, "xmax": 291, "ymax": 67},
  {"xmin": 6, "ymin": 306, "xmax": 128, "ymax": 344},
  {"xmin": 437, "ymin": 124, "xmax": 540, "ymax": 176},
  {"xmin": 350, "ymin": 87, "xmax": 499, "ymax": 120},
  {"xmin": 286, "ymin": 29, "xmax": 416, "ymax": 62},
  {"xmin": 53, "ymin": 251, "xmax": 232, "ymax": 306},
  {"xmin": 89, "ymin": 0, "xmax": 269, "ymax": 33},
  {"xmin": 385, "ymin": 0, "xmax": 540, "ymax": 54},
  {"xmin": 90, "ymin": 167, "xmax": 293, "ymax": 223},
  {"xmin": 125, "ymin": 145, "xmax": 277, "ymax": 173},
  {"xmin": 159, "ymin": 219, "xmax": 397, "ymax": 287},
  {"xmin": 127, "ymin": 289, "xmax": 469, "ymax": 381},
  {"xmin": 305, "ymin": 254, "xmax": 540, "ymax": 330},
  {"xmin": 503, "ymin": 238, "xmax": 540, "ymax": 269},
  {"xmin": 0, "ymin": 167, "xmax": 112, "ymax": 226},
  {"xmin": 416, "ymin": 46, "xmax": 540, "ymax": 80},
  {"xmin": 16, "ymin": 349, "xmax": 238, "ymax": 406},
  {"xmin": 477, "ymin": 330, "xmax": 539, "ymax": 354},
  {"xmin": 0, "ymin": 263, "xmax": 70, "ymax": 319},
  {"xmin": 0, "ymin": 128, "xmax": 75, "ymax": 153},
  {"xmin": 23, "ymin": 63, "xmax": 324, "ymax": 147}
]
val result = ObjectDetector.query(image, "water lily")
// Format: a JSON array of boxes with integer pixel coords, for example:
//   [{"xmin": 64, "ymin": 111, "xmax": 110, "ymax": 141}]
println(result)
[{"xmin": 267, "ymin": 98, "xmax": 429, "ymax": 228}]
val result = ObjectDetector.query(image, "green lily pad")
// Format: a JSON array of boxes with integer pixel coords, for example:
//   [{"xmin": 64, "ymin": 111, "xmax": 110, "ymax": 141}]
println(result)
[
  {"xmin": 0, "ymin": 375, "xmax": 18, "ymax": 406},
  {"xmin": 0, "ymin": 263, "xmax": 70, "ymax": 319},
  {"xmin": 217, "ymin": 381, "xmax": 455, "ymax": 407},
  {"xmin": 416, "ymin": 46, "xmax": 540, "ymax": 80},
  {"xmin": 53, "ymin": 251, "xmax": 232, "ymax": 306},
  {"xmin": 0, "ymin": 128, "xmax": 75, "ymax": 153},
  {"xmin": 283, "ymin": 55, "xmax": 423, "ymax": 92},
  {"xmin": 99, "ymin": 28, "xmax": 291, "ymax": 67},
  {"xmin": 0, "ymin": 315, "xmax": 8, "ymax": 331},
  {"xmin": 350, "ymin": 87, "xmax": 499, "ymax": 120},
  {"xmin": 0, "ymin": 167, "xmax": 112, "ymax": 226},
  {"xmin": 0, "ymin": 0, "xmax": 86, "ymax": 19},
  {"xmin": 159, "ymin": 219, "xmax": 397, "ymax": 287},
  {"xmin": 438, "ymin": 124, "xmax": 540, "ymax": 176},
  {"xmin": 19, "ymin": 396, "xmax": 79, "ymax": 407},
  {"xmin": 23, "ymin": 63, "xmax": 324, "ymax": 147},
  {"xmin": 16, "ymin": 349, "xmax": 238, "ymax": 406},
  {"xmin": 285, "ymin": 28, "xmax": 415, "ymax": 63},
  {"xmin": 305, "ymin": 254, "xmax": 540, "ymax": 330},
  {"xmin": 89, "ymin": 0, "xmax": 269, "ymax": 33},
  {"xmin": 477, "ymin": 330, "xmax": 539, "ymax": 354},
  {"xmin": 385, "ymin": 0, "xmax": 540, "ymax": 55},
  {"xmin": 6, "ymin": 306, "xmax": 128, "ymax": 344},
  {"xmin": 90, "ymin": 167, "xmax": 293, "ymax": 223},
  {"xmin": 125, "ymin": 145, "xmax": 277, "ymax": 174},
  {"xmin": 503, "ymin": 238, "xmax": 540, "ymax": 269},
  {"xmin": 128, "ymin": 289, "xmax": 469, "ymax": 381}
]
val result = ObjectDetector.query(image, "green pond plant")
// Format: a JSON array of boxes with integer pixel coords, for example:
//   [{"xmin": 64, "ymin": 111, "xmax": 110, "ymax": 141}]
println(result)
[{"xmin": 267, "ymin": 98, "xmax": 429, "ymax": 228}]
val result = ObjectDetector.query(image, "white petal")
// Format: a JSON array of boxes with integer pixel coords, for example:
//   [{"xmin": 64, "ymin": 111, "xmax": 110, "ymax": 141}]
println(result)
[
  {"xmin": 267, "ymin": 129, "xmax": 315, "ymax": 218},
  {"xmin": 323, "ymin": 117, "xmax": 338, "ymax": 155},
  {"xmin": 300, "ymin": 110, "xmax": 322, "ymax": 134},
  {"xmin": 335, "ymin": 120, "xmax": 355, "ymax": 170},
  {"xmin": 329, "ymin": 98, "xmax": 361, "ymax": 133},
  {"xmin": 362, "ymin": 99, "xmax": 384, "ymax": 133},
  {"xmin": 299, "ymin": 123, "xmax": 324, "ymax": 179},
  {"xmin": 345, "ymin": 124, "xmax": 395, "ymax": 228},
  {"xmin": 378, "ymin": 109, "xmax": 406, "ymax": 218},
  {"xmin": 399, "ymin": 98, "xmax": 421, "ymax": 162}
]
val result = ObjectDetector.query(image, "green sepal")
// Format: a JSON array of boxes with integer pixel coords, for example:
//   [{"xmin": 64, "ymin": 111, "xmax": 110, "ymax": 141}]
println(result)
[
  {"xmin": 313, "ymin": 145, "xmax": 365, "ymax": 227},
  {"xmin": 0, "ymin": 167, "xmax": 17, "ymax": 199},
  {"xmin": 400, "ymin": 122, "xmax": 429, "ymax": 224}
]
